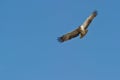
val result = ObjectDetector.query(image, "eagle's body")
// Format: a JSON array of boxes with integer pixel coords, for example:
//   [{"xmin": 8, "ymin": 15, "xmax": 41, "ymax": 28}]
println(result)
[{"xmin": 58, "ymin": 11, "xmax": 97, "ymax": 42}]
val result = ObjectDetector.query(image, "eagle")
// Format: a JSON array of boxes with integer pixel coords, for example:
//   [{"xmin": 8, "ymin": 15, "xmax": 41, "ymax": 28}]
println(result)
[{"xmin": 58, "ymin": 10, "xmax": 97, "ymax": 42}]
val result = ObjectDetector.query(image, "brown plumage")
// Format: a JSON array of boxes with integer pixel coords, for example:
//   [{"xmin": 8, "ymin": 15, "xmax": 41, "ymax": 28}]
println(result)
[{"xmin": 58, "ymin": 10, "xmax": 97, "ymax": 42}]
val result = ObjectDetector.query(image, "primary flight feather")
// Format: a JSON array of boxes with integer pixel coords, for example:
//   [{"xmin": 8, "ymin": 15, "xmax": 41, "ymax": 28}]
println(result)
[{"xmin": 58, "ymin": 10, "xmax": 97, "ymax": 42}]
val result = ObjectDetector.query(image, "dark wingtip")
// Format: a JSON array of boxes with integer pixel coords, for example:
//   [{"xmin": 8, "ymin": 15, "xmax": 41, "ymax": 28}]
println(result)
[
  {"xmin": 93, "ymin": 10, "xmax": 98, "ymax": 16},
  {"xmin": 57, "ymin": 37, "xmax": 64, "ymax": 43}
]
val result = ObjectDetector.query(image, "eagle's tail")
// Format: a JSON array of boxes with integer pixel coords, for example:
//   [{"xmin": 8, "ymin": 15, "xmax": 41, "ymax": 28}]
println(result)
[{"xmin": 80, "ymin": 29, "xmax": 88, "ymax": 38}]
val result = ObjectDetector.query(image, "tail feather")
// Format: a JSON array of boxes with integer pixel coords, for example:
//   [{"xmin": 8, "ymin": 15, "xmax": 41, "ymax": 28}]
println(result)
[{"xmin": 80, "ymin": 30, "xmax": 88, "ymax": 38}]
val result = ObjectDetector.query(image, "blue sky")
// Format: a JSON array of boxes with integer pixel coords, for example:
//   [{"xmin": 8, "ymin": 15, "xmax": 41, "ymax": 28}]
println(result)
[{"xmin": 0, "ymin": 0, "xmax": 120, "ymax": 80}]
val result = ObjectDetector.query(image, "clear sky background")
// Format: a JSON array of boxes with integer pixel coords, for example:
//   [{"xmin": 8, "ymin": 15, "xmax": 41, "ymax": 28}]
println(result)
[{"xmin": 0, "ymin": 0, "xmax": 120, "ymax": 80}]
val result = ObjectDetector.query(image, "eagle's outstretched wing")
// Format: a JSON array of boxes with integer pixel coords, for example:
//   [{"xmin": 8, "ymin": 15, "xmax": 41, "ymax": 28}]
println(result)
[
  {"xmin": 58, "ymin": 28, "xmax": 80, "ymax": 42},
  {"xmin": 81, "ymin": 11, "xmax": 97, "ymax": 29}
]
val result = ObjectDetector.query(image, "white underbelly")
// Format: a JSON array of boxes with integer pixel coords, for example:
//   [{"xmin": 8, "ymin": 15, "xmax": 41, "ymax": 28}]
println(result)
[{"xmin": 81, "ymin": 25, "xmax": 85, "ymax": 30}]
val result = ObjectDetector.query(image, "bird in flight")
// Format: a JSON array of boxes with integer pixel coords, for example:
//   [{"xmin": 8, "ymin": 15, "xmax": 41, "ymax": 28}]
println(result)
[{"xmin": 58, "ymin": 10, "xmax": 97, "ymax": 42}]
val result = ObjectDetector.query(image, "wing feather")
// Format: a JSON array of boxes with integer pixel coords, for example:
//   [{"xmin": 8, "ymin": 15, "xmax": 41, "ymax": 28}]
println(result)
[
  {"xmin": 82, "ymin": 10, "xmax": 97, "ymax": 29},
  {"xmin": 58, "ymin": 28, "xmax": 80, "ymax": 42}
]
